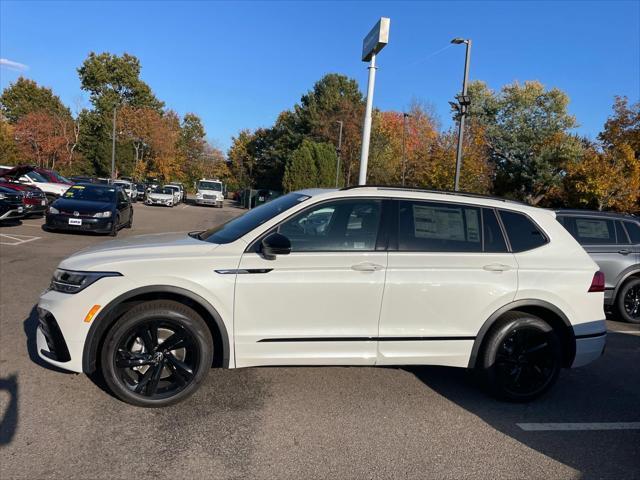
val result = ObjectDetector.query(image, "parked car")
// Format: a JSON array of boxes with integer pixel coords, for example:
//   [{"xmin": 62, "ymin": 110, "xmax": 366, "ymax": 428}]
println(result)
[
  {"xmin": 0, "ymin": 186, "xmax": 25, "ymax": 222},
  {"xmin": 113, "ymin": 180, "xmax": 137, "ymax": 202},
  {"xmin": 134, "ymin": 183, "xmax": 147, "ymax": 200},
  {"xmin": 195, "ymin": 178, "xmax": 224, "ymax": 207},
  {"xmin": 0, "ymin": 181, "xmax": 47, "ymax": 217},
  {"xmin": 145, "ymin": 186, "xmax": 176, "ymax": 207},
  {"xmin": 164, "ymin": 184, "xmax": 182, "ymax": 204},
  {"xmin": 168, "ymin": 182, "xmax": 187, "ymax": 202},
  {"xmin": 45, "ymin": 183, "xmax": 133, "ymax": 236},
  {"xmin": 556, "ymin": 210, "xmax": 640, "ymax": 323},
  {"xmin": 69, "ymin": 175, "xmax": 98, "ymax": 184},
  {"xmin": 36, "ymin": 186, "xmax": 606, "ymax": 407},
  {"xmin": 33, "ymin": 167, "xmax": 74, "ymax": 185},
  {"xmin": 0, "ymin": 165, "xmax": 69, "ymax": 203}
]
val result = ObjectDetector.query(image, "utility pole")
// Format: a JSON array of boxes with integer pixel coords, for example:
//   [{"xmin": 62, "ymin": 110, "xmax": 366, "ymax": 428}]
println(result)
[
  {"xmin": 111, "ymin": 106, "xmax": 117, "ymax": 181},
  {"xmin": 451, "ymin": 38, "xmax": 472, "ymax": 192},
  {"xmin": 358, "ymin": 17, "xmax": 390, "ymax": 185},
  {"xmin": 401, "ymin": 112, "xmax": 412, "ymax": 186},
  {"xmin": 335, "ymin": 120, "xmax": 343, "ymax": 188}
]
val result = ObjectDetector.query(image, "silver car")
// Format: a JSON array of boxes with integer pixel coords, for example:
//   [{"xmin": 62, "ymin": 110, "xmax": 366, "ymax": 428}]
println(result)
[{"xmin": 556, "ymin": 210, "xmax": 640, "ymax": 323}]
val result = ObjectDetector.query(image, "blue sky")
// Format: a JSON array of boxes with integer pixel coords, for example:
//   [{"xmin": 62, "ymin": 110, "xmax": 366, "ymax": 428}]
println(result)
[{"xmin": 1, "ymin": 1, "xmax": 639, "ymax": 151}]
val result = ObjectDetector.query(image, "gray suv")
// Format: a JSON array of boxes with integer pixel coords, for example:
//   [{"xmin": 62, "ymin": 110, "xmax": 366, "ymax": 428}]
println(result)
[{"xmin": 556, "ymin": 210, "xmax": 640, "ymax": 323}]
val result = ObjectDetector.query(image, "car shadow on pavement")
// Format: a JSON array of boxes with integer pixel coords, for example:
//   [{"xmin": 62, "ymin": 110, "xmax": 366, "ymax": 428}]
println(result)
[
  {"xmin": 406, "ymin": 332, "xmax": 640, "ymax": 479},
  {"xmin": 0, "ymin": 374, "xmax": 18, "ymax": 446},
  {"xmin": 23, "ymin": 305, "xmax": 74, "ymax": 374}
]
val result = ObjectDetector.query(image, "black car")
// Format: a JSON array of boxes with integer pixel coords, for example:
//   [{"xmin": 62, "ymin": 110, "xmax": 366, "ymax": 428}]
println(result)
[
  {"xmin": 0, "ymin": 186, "xmax": 25, "ymax": 222},
  {"xmin": 45, "ymin": 183, "xmax": 133, "ymax": 236},
  {"xmin": 135, "ymin": 183, "xmax": 147, "ymax": 200}
]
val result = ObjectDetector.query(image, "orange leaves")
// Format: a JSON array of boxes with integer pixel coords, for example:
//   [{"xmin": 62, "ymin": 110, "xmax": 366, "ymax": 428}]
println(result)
[{"xmin": 13, "ymin": 111, "xmax": 74, "ymax": 169}]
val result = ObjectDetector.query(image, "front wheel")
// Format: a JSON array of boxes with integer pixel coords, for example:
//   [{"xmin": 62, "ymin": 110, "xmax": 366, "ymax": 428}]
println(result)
[
  {"xmin": 109, "ymin": 215, "xmax": 119, "ymax": 236},
  {"xmin": 100, "ymin": 300, "xmax": 213, "ymax": 407},
  {"xmin": 617, "ymin": 278, "xmax": 640, "ymax": 324},
  {"xmin": 481, "ymin": 312, "xmax": 561, "ymax": 402}
]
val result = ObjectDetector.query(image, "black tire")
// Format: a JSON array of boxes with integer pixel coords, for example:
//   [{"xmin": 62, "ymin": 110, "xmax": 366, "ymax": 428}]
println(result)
[
  {"xmin": 481, "ymin": 311, "xmax": 561, "ymax": 402},
  {"xmin": 109, "ymin": 215, "xmax": 119, "ymax": 236},
  {"xmin": 100, "ymin": 300, "xmax": 213, "ymax": 407},
  {"xmin": 616, "ymin": 278, "xmax": 640, "ymax": 324},
  {"xmin": 45, "ymin": 194, "xmax": 56, "ymax": 205},
  {"xmin": 125, "ymin": 211, "xmax": 133, "ymax": 229}
]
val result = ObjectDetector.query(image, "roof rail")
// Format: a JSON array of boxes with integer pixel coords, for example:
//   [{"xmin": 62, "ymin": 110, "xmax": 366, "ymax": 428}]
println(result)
[{"xmin": 339, "ymin": 184, "xmax": 528, "ymax": 205}]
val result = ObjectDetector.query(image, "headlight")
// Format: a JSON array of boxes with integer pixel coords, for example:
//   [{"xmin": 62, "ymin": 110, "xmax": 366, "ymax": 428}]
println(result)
[
  {"xmin": 93, "ymin": 211, "xmax": 112, "ymax": 218},
  {"xmin": 50, "ymin": 269, "xmax": 122, "ymax": 294},
  {"xmin": 49, "ymin": 206, "xmax": 59, "ymax": 214}
]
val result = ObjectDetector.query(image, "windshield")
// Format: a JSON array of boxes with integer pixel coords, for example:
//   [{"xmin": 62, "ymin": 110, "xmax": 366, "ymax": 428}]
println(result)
[
  {"xmin": 199, "ymin": 193, "xmax": 310, "ymax": 244},
  {"xmin": 152, "ymin": 187, "xmax": 174, "ymax": 195},
  {"xmin": 26, "ymin": 171, "xmax": 49, "ymax": 183},
  {"xmin": 50, "ymin": 171, "xmax": 70, "ymax": 183},
  {"xmin": 198, "ymin": 181, "xmax": 222, "ymax": 191},
  {"xmin": 62, "ymin": 185, "xmax": 116, "ymax": 202}
]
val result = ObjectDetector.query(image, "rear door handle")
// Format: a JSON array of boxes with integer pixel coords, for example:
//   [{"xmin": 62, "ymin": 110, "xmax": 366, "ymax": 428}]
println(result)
[
  {"xmin": 483, "ymin": 263, "xmax": 512, "ymax": 272},
  {"xmin": 351, "ymin": 262, "xmax": 384, "ymax": 272},
  {"xmin": 618, "ymin": 249, "xmax": 631, "ymax": 255}
]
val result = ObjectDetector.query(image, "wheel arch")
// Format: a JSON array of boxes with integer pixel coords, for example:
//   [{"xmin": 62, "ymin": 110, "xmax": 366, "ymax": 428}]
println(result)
[
  {"xmin": 468, "ymin": 299, "xmax": 576, "ymax": 369},
  {"xmin": 612, "ymin": 268, "xmax": 640, "ymax": 301},
  {"xmin": 82, "ymin": 285, "xmax": 230, "ymax": 374}
]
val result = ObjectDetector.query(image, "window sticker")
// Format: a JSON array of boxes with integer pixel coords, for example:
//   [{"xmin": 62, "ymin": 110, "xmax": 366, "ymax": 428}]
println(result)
[
  {"xmin": 413, "ymin": 205, "xmax": 465, "ymax": 240},
  {"xmin": 465, "ymin": 209, "xmax": 481, "ymax": 242},
  {"xmin": 576, "ymin": 219, "xmax": 611, "ymax": 239}
]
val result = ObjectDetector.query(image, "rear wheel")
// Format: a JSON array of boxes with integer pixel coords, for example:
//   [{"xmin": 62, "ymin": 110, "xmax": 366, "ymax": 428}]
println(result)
[
  {"xmin": 481, "ymin": 312, "xmax": 561, "ymax": 402},
  {"xmin": 616, "ymin": 278, "xmax": 640, "ymax": 324},
  {"xmin": 101, "ymin": 300, "xmax": 213, "ymax": 407}
]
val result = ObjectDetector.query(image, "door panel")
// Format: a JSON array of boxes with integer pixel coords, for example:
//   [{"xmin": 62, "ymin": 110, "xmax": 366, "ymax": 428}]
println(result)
[{"xmin": 234, "ymin": 251, "xmax": 387, "ymax": 367}]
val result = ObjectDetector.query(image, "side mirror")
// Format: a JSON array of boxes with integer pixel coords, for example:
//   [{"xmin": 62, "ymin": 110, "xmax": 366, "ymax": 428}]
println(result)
[{"xmin": 261, "ymin": 232, "xmax": 291, "ymax": 260}]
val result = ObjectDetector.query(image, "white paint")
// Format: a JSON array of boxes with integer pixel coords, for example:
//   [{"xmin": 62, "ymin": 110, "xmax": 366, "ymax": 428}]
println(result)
[
  {"xmin": 0, "ymin": 233, "xmax": 41, "ymax": 245},
  {"xmin": 518, "ymin": 422, "xmax": 640, "ymax": 431}
]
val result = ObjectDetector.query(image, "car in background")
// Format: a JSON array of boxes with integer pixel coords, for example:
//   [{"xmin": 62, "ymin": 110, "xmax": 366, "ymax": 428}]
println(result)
[
  {"xmin": 135, "ymin": 183, "xmax": 147, "ymax": 201},
  {"xmin": 113, "ymin": 179, "xmax": 137, "ymax": 202},
  {"xmin": 46, "ymin": 183, "xmax": 133, "ymax": 236},
  {"xmin": 33, "ymin": 167, "xmax": 74, "ymax": 186},
  {"xmin": 145, "ymin": 186, "xmax": 176, "ymax": 207},
  {"xmin": 0, "ymin": 165, "xmax": 70, "ymax": 203},
  {"xmin": 164, "ymin": 184, "xmax": 182, "ymax": 204},
  {"xmin": 37, "ymin": 187, "xmax": 606, "ymax": 407},
  {"xmin": 556, "ymin": 210, "xmax": 640, "ymax": 323},
  {"xmin": 0, "ymin": 186, "xmax": 25, "ymax": 222},
  {"xmin": 195, "ymin": 178, "xmax": 223, "ymax": 207},
  {"xmin": 69, "ymin": 175, "xmax": 98, "ymax": 184},
  {"xmin": 0, "ymin": 181, "xmax": 47, "ymax": 217}
]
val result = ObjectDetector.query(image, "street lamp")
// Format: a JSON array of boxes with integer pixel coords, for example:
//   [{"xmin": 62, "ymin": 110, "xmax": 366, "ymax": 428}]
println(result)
[
  {"xmin": 111, "ymin": 106, "xmax": 117, "ymax": 181},
  {"xmin": 451, "ymin": 37, "xmax": 472, "ymax": 192},
  {"xmin": 335, "ymin": 120, "xmax": 343, "ymax": 188},
  {"xmin": 401, "ymin": 112, "xmax": 412, "ymax": 186}
]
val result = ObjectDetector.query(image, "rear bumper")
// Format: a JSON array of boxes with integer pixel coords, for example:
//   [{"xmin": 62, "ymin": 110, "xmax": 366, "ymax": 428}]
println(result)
[
  {"xmin": 45, "ymin": 214, "xmax": 113, "ymax": 233},
  {"xmin": 572, "ymin": 330, "xmax": 606, "ymax": 368}
]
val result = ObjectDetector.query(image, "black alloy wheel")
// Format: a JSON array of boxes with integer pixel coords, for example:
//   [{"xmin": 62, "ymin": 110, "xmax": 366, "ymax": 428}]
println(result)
[
  {"xmin": 618, "ymin": 278, "xmax": 640, "ymax": 324},
  {"xmin": 101, "ymin": 300, "xmax": 213, "ymax": 407},
  {"xmin": 482, "ymin": 312, "xmax": 561, "ymax": 402}
]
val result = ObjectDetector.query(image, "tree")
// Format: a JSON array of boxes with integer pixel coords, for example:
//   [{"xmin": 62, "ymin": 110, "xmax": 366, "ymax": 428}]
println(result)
[
  {"xmin": 467, "ymin": 80, "xmax": 582, "ymax": 204},
  {"xmin": 599, "ymin": 96, "xmax": 640, "ymax": 158},
  {"xmin": 228, "ymin": 129, "xmax": 255, "ymax": 188},
  {"xmin": 178, "ymin": 113, "xmax": 207, "ymax": 185},
  {"xmin": 283, "ymin": 140, "xmax": 317, "ymax": 192},
  {"xmin": 0, "ymin": 77, "xmax": 70, "ymax": 123},
  {"xmin": 14, "ymin": 111, "xmax": 67, "ymax": 169},
  {"xmin": 0, "ymin": 118, "xmax": 22, "ymax": 165}
]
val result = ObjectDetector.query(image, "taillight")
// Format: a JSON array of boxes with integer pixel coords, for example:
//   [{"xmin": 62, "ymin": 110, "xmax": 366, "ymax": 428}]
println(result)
[{"xmin": 588, "ymin": 271, "xmax": 605, "ymax": 292}]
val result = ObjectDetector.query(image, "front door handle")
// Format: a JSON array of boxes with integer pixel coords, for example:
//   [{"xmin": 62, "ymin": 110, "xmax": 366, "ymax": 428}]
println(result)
[
  {"xmin": 483, "ymin": 263, "xmax": 512, "ymax": 272},
  {"xmin": 351, "ymin": 262, "xmax": 384, "ymax": 272},
  {"xmin": 618, "ymin": 249, "xmax": 631, "ymax": 255}
]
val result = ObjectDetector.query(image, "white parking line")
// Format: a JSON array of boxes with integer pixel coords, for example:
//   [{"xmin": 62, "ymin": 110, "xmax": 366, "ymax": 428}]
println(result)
[
  {"xmin": 609, "ymin": 329, "xmax": 640, "ymax": 335},
  {"xmin": 0, "ymin": 233, "xmax": 41, "ymax": 245},
  {"xmin": 517, "ymin": 422, "xmax": 640, "ymax": 431}
]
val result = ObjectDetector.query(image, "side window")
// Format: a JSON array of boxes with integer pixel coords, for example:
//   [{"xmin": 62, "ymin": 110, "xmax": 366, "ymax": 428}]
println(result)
[
  {"xmin": 119, "ymin": 190, "xmax": 128, "ymax": 203},
  {"xmin": 398, "ymin": 200, "xmax": 482, "ymax": 252},
  {"xmin": 499, "ymin": 210, "xmax": 547, "ymax": 252},
  {"xmin": 573, "ymin": 217, "xmax": 616, "ymax": 245},
  {"xmin": 482, "ymin": 208, "xmax": 508, "ymax": 253},
  {"xmin": 624, "ymin": 221, "xmax": 640, "ymax": 243},
  {"xmin": 279, "ymin": 199, "xmax": 381, "ymax": 252},
  {"xmin": 615, "ymin": 221, "xmax": 630, "ymax": 244}
]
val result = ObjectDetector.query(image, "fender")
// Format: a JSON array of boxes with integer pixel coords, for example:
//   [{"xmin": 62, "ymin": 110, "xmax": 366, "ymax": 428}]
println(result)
[
  {"xmin": 611, "ymin": 267, "xmax": 640, "ymax": 303},
  {"xmin": 82, "ymin": 285, "xmax": 230, "ymax": 373},
  {"xmin": 467, "ymin": 299, "xmax": 575, "ymax": 369}
]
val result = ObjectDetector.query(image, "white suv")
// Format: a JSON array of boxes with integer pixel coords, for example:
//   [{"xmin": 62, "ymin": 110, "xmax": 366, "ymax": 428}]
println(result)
[{"xmin": 37, "ymin": 187, "xmax": 606, "ymax": 407}]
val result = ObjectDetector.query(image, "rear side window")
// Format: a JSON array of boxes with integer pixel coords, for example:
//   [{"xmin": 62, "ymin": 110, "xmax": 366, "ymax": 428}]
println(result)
[
  {"xmin": 482, "ymin": 208, "xmax": 508, "ymax": 253},
  {"xmin": 615, "ymin": 221, "xmax": 630, "ymax": 244},
  {"xmin": 624, "ymin": 221, "xmax": 640, "ymax": 243},
  {"xmin": 499, "ymin": 210, "xmax": 547, "ymax": 252},
  {"xmin": 398, "ymin": 201, "xmax": 482, "ymax": 252},
  {"xmin": 573, "ymin": 217, "xmax": 616, "ymax": 245}
]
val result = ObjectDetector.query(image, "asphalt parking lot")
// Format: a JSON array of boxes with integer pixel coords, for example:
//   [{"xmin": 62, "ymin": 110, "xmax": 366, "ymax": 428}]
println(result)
[{"xmin": 1, "ymin": 201, "xmax": 639, "ymax": 479}]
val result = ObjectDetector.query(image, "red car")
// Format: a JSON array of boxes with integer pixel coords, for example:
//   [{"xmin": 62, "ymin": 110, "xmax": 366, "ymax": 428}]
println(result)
[
  {"xmin": 0, "ymin": 180, "xmax": 48, "ymax": 217},
  {"xmin": 32, "ymin": 167, "xmax": 73, "ymax": 185}
]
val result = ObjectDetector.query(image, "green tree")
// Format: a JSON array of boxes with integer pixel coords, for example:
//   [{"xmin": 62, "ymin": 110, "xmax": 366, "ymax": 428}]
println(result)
[
  {"xmin": 0, "ymin": 117, "xmax": 22, "ymax": 164},
  {"xmin": 0, "ymin": 77, "xmax": 71, "ymax": 123},
  {"xmin": 283, "ymin": 140, "xmax": 317, "ymax": 192},
  {"xmin": 312, "ymin": 141, "xmax": 338, "ymax": 187},
  {"xmin": 599, "ymin": 96, "xmax": 640, "ymax": 158},
  {"xmin": 467, "ymin": 80, "xmax": 582, "ymax": 204}
]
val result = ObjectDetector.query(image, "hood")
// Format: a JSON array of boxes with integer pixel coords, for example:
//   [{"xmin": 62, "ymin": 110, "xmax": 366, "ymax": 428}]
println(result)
[
  {"xmin": 148, "ymin": 192, "xmax": 173, "ymax": 199},
  {"xmin": 0, "ymin": 181, "xmax": 40, "ymax": 193},
  {"xmin": 52, "ymin": 198, "xmax": 113, "ymax": 213},
  {"xmin": 60, "ymin": 232, "xmax": 216, "ymax": 271}
]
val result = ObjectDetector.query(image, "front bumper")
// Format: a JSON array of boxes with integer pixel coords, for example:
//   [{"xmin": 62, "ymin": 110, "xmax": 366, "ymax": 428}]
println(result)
[
  {"xmin": 0, "ymin": 206, "xmax": 24, "ymax": 220},
  {"xmin": 24, "ymin": 200, "xmax": 47, "ymax": 216},
  {"xmin": 196, "ymin": 198, "xmax": 223, "ymax": 206},
  {"xmin": 46, "ymin": 214, "xmax": 113, "ymax": 233},
  {"xmin": 146, "ymin": 199, "xmax": 172, "ymax": 206}
]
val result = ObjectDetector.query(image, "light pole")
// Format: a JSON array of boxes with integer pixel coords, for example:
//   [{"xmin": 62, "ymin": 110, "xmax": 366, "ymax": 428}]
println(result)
[
  {"xmin": 401, "ymin": 112, "xmax": 412, "ymax": 186},
  {"xmin": 335, "ymin": 120, "xmax": 343, "ymax": 188},
  {"xmin": 358, "ymin": 17, "xmax": 390, "ymax": 185},
  {"xmin": 111, "ymin": 106, "xmax": 117, "ymax": 181},
  {"xmin": 451, "ymin": 37, "xmax": 472, "ymax": 192}
]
